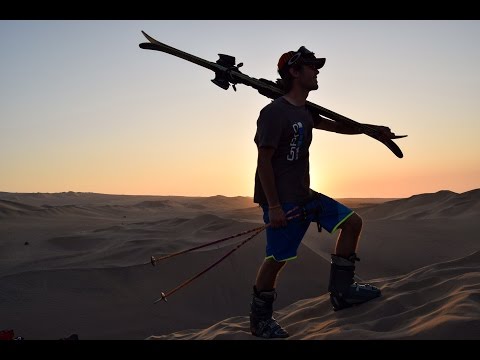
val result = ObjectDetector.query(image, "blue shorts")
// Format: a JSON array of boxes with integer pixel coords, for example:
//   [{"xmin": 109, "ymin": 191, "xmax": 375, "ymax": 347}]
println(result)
[{"xmin": 261, "ymin": 191, "xmax": 354, "ymax": 262}]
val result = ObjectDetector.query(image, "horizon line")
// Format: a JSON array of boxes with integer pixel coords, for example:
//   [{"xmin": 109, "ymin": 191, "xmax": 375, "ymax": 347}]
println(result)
[{"xmin": 1, "ymin": 188, "xmax": 478, "ymax": 199}]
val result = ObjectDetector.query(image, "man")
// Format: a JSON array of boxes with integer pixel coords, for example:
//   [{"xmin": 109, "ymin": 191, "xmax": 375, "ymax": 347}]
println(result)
[{"xmin": 250, "ymin": 46, "xmax": 396, "ymax": 339}]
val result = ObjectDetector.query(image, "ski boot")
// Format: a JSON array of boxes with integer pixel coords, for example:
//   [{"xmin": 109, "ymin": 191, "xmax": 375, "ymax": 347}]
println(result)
[
  {"xmin": 328, "ymin": 253, "xmax": 381, "ymax": 311},
  {"xmin": 250, "ymin": 286, "xmax": 289, "ymax": 338}
]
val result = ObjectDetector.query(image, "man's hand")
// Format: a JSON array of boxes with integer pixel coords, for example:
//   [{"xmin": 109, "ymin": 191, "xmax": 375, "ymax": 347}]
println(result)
[
  {"xmin": 269, "ymin": 207, "xmax": 287, "ymax": 228},
  {"xmin": 369, "ymin": 125, "xmax": 407, "ymax": 140}
]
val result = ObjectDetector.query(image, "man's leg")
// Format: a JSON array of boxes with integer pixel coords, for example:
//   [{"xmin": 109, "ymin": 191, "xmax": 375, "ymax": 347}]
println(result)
[
  {"xmin": 255, "ymin": 257, "xmax": 286, "ymax": 291},
  {"xmin": 250, "ymin": 202, "xmax": 308, "ymax": 338},
  {"xmin": 329, "ymin": 213, "xmax": 381, "ymax": 311},
  {"xmin": 334, "ymin": 212, "xmax": 362, "ymax": 258},
  {"xmin": 250, "ymin": 258, "xmax": 289, "ymax": 338}
]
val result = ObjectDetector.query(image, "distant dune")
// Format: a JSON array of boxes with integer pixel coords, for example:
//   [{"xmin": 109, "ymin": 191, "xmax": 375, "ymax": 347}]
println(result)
[
  {"xmin": 0, "ymin": 189, "xmax": 478, "ymax": 339},
  {"xmin": 303, "ymin": 189, "xmax": 480, "ymax": 279},
  {"xmin": 359, "ymin": 189, "xmax": 480, "ymax": 220},
  {"xmin": 0, "ymin": 199, "xmax": 42, "ymax": 215}
]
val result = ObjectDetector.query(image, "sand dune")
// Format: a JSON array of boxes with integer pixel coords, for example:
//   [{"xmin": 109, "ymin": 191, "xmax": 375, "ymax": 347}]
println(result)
[
  {"xmin": 0, "ymin": 213, "xmax": 264, "ymax": 277},
  {"xmin": 0, "ymin": 199, "xmax": 42, "ymax": 215},
  {"xmin": 148, "ymin": 250, "xmax": 480, "ymax": 340},
  {"xmin": 0, "ymin": 191, "xmax": 254, "ymax": 210},
  {"xmin": 0, "ymin": 235, "xmax": 329, "ymax": 339},
  {"xmin": 0, "ymin": 189, "xmax": 478, "ymax": 340},
  {"xmin": 359, "ymin": 189, "xmax": 480, "ymax": 220},
  {"xmin": 303, "ymin": 189, "xmax": 480, "ymax": 279},
  {"xmin": 0, "ymin": 192, "xmax": 328, "ymax": 339}
]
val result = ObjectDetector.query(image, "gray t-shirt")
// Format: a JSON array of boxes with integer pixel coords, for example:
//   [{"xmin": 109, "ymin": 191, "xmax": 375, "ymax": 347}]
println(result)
[{"xmin": 254, "ymin": 97, "xmax": 319, "ymax": 205}]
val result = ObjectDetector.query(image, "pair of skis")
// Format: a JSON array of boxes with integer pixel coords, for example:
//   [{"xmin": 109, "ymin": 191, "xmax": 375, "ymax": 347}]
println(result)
[{"xmin": 139, "ymin": 31, "xmax": 406, "ymax": 158}]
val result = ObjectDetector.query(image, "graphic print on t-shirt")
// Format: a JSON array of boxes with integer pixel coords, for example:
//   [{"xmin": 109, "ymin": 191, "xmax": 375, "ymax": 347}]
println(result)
[{"xmin": 287, "ymin": 122, "xmax": 304, "ymax": 161}]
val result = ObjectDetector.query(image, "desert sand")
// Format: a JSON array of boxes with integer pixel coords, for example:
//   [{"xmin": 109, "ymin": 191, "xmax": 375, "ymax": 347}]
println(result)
[{"xmin": 0, "ymin": 190, "xmax": 479, "ymax": 340}]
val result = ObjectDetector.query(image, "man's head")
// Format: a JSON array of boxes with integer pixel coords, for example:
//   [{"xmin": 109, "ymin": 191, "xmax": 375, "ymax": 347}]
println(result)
[
  {"xmin": 277, "ymin": 46, "xmax": 325, "ymax": 77},
  {"xmin": 277, "ymin": 46, "xmax": 325, "ymax": 93}
]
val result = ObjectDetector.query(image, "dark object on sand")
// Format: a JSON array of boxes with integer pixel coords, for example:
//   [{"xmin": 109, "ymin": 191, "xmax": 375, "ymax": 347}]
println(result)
[{"xmin": 0, "ymin": 329, "xmax": 15, "ymax": 340}]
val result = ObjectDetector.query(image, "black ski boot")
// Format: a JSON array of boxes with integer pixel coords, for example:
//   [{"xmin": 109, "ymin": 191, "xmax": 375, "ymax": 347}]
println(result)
[
  {"xmin": 328, "ymin": 253, "xmax": 381, "ymax": 311},
  {"xmin": 250, "ymin": 286, "xmax": 289, "ymax": 338}
]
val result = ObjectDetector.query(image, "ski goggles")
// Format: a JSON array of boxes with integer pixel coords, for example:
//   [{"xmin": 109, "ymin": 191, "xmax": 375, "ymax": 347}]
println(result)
[{"xmin": 278, "ymin": 46, "xmax": 326, "ymax": 73}]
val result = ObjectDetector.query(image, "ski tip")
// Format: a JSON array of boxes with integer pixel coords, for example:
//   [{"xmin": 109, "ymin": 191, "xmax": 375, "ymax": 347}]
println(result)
[
  {"xmin": 393, "ymin": 147, "xmax": 404, "ymax": 158},
  {"xmin": 140, "ymin": 31, "xmax": 150, "ymax": 48},
  {"xmin": 141, "ymin": 31, "xmax": 157, "ymax": 44},
  {"xmin": 387, "ymin": 140, "xmax": 404, "ymax": 158},
  {"xmin": 141, "ymin": 30, "xmax": 151, "ymax": 41}
]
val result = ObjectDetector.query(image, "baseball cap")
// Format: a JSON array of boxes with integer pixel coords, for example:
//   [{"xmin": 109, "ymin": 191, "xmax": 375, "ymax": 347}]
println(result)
[{"xmin": 277, "ymin": 46, "xmax": 326, "ymax": 74}]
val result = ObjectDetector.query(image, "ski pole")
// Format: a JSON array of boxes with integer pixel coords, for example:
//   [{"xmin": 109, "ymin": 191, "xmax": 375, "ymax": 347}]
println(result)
[
  {"xmin": 152, "ymin": 206, "xmax": 303, "ymax": 303},
  {"xmin": 150, "ymin": 224, "xmax": 264, "ymax": 266},
  {"xmin": 150, "ymin": 206, "xmax": 301, "ymax": 266},
  {"xmin": 154, "ymin": 227, "xmax": 265, "ymax": 303}
]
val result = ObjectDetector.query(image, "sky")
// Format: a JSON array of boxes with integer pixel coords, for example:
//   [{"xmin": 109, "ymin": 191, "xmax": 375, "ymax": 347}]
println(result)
[{"xmin": 1, "ymin": 20, "xmax": 479, "ymax": 198}]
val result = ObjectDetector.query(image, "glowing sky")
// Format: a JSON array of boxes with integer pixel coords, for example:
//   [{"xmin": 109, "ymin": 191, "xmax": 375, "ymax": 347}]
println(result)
[{"xmin": 1, "ymin": 20, "xmax": 479, "ymax": 198}]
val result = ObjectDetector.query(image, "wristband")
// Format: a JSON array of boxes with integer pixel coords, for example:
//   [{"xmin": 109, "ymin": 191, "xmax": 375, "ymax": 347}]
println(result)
[{"xmin": 268, "ymin": 204, "xmax": 282, "ymax": 210}]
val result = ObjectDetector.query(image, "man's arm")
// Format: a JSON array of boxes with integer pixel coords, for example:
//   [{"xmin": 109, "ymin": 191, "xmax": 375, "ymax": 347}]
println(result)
[
  {"xmin": 314, "ymin": 114, "xmax": 361, "ymax": 134},
  {"xmin": 257, "ymin": 147, "xmax": 287, "ymax": 228},
  {"xmin": 314, "ymin": 114, "xmax": 398, "ymax": 138}
]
